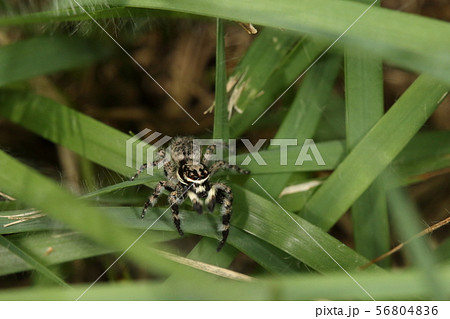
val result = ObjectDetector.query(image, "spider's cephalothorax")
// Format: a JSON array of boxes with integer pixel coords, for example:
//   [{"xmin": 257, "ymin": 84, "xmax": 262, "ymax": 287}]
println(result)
[{"xmin": 131, "ymin": 136, "xmax": 249, "ymax": 252}]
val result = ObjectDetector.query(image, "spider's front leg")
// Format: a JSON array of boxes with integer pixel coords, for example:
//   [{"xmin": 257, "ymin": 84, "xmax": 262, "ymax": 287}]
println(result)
[
  {"xmin": 130, "ymin": 149, "xmax": 166, "ymax": 181},
  {"xmin": 201, "ymin": 144, "xmax": 217, "ymax": 166},
  {"xmin": 168, "ymin": 184, "xmax": 188, "ymax": 236},
  {"xmin": 209, "ymin": 160, "xmax": 250, "ymax": 175},
  {"xmin": 209, "ymin": 183, "xmax": 233, "ymax": 252},
  {"xmin": 141, "ymin": 180, "xmax": 175, "ymax": 219}
]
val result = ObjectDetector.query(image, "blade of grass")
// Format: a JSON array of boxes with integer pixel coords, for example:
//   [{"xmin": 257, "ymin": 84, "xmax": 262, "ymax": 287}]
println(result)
[
  {"xmin": 232, "ymin": 185, "xmax": 381, "ymax": 274},
  {"xmin": 213, "ymin": 18, "xmax": 229, "ymax": 140},
  {"xmin": 0, "ymin": 36, "xmax": 112, "ymax": 87},
  {"xmin": 393, "ymin": 131, "xmax": 450, "ymax": 184},
  {"xmin": 1, "ymin": 263, "xmax": 449, "ymax": 300},
  {"xmin": 0, "ymin": 235, "xmax": 70, "ymax": 287},
  {"xmin": 84, "ymin": 196, "xmax": 382, "ymax": 276},
  {"xmin": 386, "ymin": 175, "xmax": 446, "ymax": 300},
  {"xmin": 223, "ymin": 27, "xmax": 305, "ymax": 131},
  {"xmin": 0, "ymin": 89, "xmax": 150, "ymax": 178},
  {"xmin": 164, "ymin": 238, "xmax": 238, "ymax": 284},
  {"xmin": 345, "ymin": 27, "xmax": 390, "ymax": 267},
  {"xmin": 303, "ymin": 74, "xmax": 450, "ymax": 230},
  {"xmin": 314, "ymin": 93, "xmax": 346, "ymax": 141},
  {"xmin": 229, "ymin": 37, "xmax": 328, "ymax": 136},
  {"xmin": 244, "ymin": 53, "xmax": 341, "ymax": 198},
  {"xmin": 0, "ymin": 230, "xmax": 180, "ymax": 277}
]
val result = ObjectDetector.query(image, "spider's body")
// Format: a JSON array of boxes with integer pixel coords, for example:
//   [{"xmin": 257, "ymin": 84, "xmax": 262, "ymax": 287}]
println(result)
[{"xmin": 131, "ymin": 136, "xmax": 249, "ymax": 251}]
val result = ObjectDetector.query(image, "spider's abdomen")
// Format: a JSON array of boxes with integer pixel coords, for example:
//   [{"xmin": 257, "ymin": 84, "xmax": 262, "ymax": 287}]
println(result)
[{"xmin": 170, "ymin": 136, "xmax": 194, "ymax": 164}]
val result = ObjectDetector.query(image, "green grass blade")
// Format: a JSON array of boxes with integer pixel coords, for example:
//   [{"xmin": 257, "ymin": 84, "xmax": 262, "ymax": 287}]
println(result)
[
  {"xmin": 393, "ymin": 131, "xmax": 450, "ymax": 184},
  {"xmin": 0, "ymin": 36, "xmax": 112, "ymax": 87},
  {"xmin": 345, "ymin": 38, "xmax": 390, "ymax": 266},
  {"xmin": 89, "ymin": 195, "xmax": 382, "ymax": 275},
  {"xmin": 0, "ymin": 89, "xmax": 146, "ymax": 177},
  {"xmin": 244, "ymin": 53, "xmax": 341, "ymax": 198},
  {"xmin": 213, "ymin": 18, "xmax": 229, "ymax": 140},
  {"xmin": 2, "ymin": 264, "xmax": 449, "ymax": 300},
  {"xmin": 0, "ymin": 231, "xmax": 178, "ymax": 277},
  {"xmin": 165, "ymin": 238, "xmax": 238, "ymax": 284},
  {"xmin": 232, "ymin": 185, "xmax": 381, "ymax": 274},
  {"xmin": 0, "ymin": 235, "xmax": 70, "ymax": 287},
  {"xmin": 303, "ymin": 75, "xmax": 450, "ymax": 230},
  {"xmin": 386, "ymin": 176, "xmax": 446, "ymax": 299},
  {"xmin": 229, "ymin": 37, "xmax": 328, "ymax": 136}
]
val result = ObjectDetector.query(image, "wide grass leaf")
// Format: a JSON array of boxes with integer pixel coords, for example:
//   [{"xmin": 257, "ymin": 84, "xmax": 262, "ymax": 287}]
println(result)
[
  {"xmin": 345, "ymin": 38, "xmax": 390, "ymax": 266},
  {"xmin": 0, "ymin": 235, "xmax": 69, "ymax": 287},
  {"xmin": 0, "ymin": 36, "xmax": 112, "ymax": 87},
  {"xmin": 1, "ymin": 264, "xmax": 449, "ymax": 300},
  {"xmin": 303, "ymin": 75, "xmax": 450, "ymax": 230}
]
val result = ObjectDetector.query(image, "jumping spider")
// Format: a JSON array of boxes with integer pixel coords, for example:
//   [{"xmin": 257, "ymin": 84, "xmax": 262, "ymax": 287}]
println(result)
[{"xmin": 131, "ymin": 136, "xmax": 249, "ymax": 252}]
